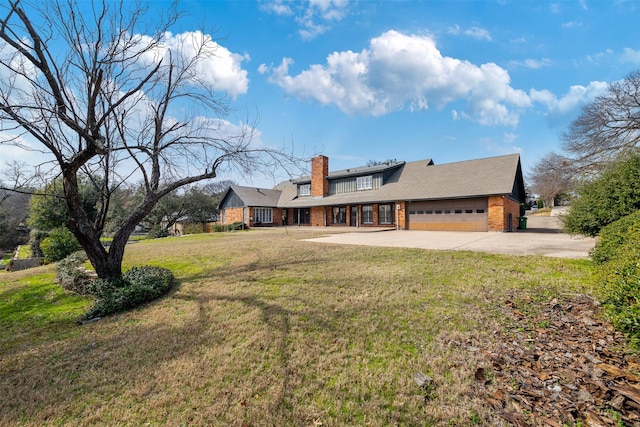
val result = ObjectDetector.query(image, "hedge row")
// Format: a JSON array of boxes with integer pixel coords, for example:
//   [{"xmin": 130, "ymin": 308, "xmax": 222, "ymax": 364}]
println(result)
[{"xmin": 592, "ymin": 211, "xmax": 640, "ymax": 350}]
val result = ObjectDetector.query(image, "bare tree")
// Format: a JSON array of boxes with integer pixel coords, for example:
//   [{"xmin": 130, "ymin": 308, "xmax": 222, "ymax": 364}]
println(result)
[
  {"xmin": 563, "ymin": 70, "xmax": 640, "ymax": 172},
  {"xmin": 529, "ymin": 152, "xmax": 575, "ymax": 208},
  {"xmin": 0, "ymin": 0, "xmax": 305, "ymax": 279}
]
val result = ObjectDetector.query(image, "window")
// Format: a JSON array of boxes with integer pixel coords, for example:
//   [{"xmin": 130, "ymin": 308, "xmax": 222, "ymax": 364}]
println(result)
[
  {"xmin": 418, "ymin": 210, "xmax": 424, "ymax": 215},
  {"xmin": 254, "ymin": 208, "xmax": 273, "ymax": 224},
  {"xmin": 332, "ymin": 206, "xmax": 346, "ymax": 224},
  {"xmin": 465, "ymin": 209, "xmax": 473, "ymax": 214},
  {"xmin": 435, "ymin": 210, "xmax": 442, "ymax": 214},
  {"xmin": 378, "ymin": 204, "xmax": 393, "ymax": 224},
  {"xmin": 294, "ymin": 209, "xmax": 310, "ymax": 224},
  {"xmin": 476, "ymin": 209, "xmax": 485, "ymax": 214},
  {"xmin": 445, "ymin": 210, "xmax": 451, "ymax": 214},
  {"xmin": 426, "ymin": 210, "xmax": 433, "ymax": 214},
  {"xmin": 299, "ymin": 184, "xmax": 311, "ymax": 196},
  {"xmin": 409, "ymin": 210, "xmax": 416, "ymax": 215},
  {"xmin": 362, "ymin": 205, "xmax": 373, "ymax": 224},
  {"xmin": 356, "ymin": 175, "xmax": 373, "ymax": 190},
  {"xmin": 454, "ymin": 210, "xmax": 462, "ymax": 214}
]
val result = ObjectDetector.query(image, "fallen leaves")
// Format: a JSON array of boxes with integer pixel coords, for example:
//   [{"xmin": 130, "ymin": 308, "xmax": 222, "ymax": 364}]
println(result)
[{"xmin": 478, "ymin": 294, "xmax": 640, "ymax": 426}]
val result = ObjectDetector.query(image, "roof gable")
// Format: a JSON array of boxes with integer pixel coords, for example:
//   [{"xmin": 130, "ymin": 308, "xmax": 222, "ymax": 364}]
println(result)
[{"xmin": 218, "ymin": 185, "xmax": 282, "ymax": 209}]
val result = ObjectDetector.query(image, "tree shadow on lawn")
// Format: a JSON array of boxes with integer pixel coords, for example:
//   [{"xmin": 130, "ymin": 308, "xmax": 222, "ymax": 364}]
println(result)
[{"xmin": 0, "ymin": 286, "xmax": 339, "ymax": 425}]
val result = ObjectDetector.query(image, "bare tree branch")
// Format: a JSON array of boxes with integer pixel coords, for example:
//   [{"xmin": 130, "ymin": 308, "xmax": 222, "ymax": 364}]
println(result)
[{"xmin": 0, "ymin": 0, "xmax": 308, "ymax": 279}]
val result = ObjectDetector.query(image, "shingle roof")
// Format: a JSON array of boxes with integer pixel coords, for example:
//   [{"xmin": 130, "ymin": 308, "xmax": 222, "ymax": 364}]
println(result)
[
  {"xmin": 292, "ymin": 160, "xmax": 408, "ymax": 184},
  {"xmin": 228, "ymin": 185, "xmax": 282, "ymax": 207},
  {"xmin": 221, "ymin": 153, "xmax": 524, "ymax": 209},
  {"xmin": 278, "ymin": 153, "xmax": 523, "ymax": 208}
]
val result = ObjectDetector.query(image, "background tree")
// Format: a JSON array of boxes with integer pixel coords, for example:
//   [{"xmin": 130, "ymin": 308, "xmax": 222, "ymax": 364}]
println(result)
[
  {"xmin": 0, "ymin": 189, "xmax": 30, "ymax": 250},
  {"xmin": 27, "ymin": 176, "xmax": 100, "ymax": 231},
  {"xmin": 0, "ymin": 1, "xmax": 304, "ymax": 280},
  {"xmin": 529, "ymin": 152, "xmax": 575, "ymax": 208},
  {"xmin": 562, "ymin": 70, "xmax": 640, "ymax": 173},
  {"xmin": 563, "ymin": 151, "xmax": 640, "ymax": 237}
]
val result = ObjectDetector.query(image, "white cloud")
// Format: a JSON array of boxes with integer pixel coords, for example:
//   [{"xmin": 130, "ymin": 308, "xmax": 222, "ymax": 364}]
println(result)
[
  {"xmin": 261, "ymin": 0, "xmax": 349, "ymax": 40},
  {"xmin": 509, "ymin": 58, "xmax": 552, "ymax": 69},
  {"xmin": 130, "ymin": 31, "xmax": 250, "ymax": 98},
  {"xmin": 464, "ymin": 26, "xmax": 492, "ymax": 41},
  {"xmin": 561, "ymin": 21, "xmax": 583, "ymax": 29},
  {"xmin": 261, "ymin": 30, "xmax": 531, "ymax": 126},
  {"xmin": 448, "ymin": 24, "xmax": 492, "ymax": 41},
  {"xmin": 621, "ymin": 48, "xmax": 640, "ymax": 64},
  {"xmin": 530, "ymin": 81, "xmax": 609, "ymax": 125}
]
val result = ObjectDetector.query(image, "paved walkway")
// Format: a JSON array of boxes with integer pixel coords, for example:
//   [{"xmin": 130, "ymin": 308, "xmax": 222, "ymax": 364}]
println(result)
[{"xmin": 304, "ymin": 210, "xmax": 595, "ymax": 259}]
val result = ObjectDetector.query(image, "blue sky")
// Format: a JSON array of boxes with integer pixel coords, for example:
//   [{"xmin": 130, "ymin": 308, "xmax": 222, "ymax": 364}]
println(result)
[
  {"xmin": 2, "ymin": 0, "xmax": 640, "ymax": 189},
  {"xmin": 186, "ymin": 0, "xmax": 640, "ymax": 187}
]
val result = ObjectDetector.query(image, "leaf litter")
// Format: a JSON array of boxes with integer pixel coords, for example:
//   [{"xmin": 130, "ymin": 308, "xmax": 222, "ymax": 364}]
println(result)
[{"xmin": 475, "ymin": 293, "xmax": 640, "ymax": 426}]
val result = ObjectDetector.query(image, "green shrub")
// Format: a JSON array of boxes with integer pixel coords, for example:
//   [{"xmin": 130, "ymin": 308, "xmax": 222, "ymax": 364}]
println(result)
[
  {"xmin": 83, "ymin": 266, "xmax": 176, "ymax": 320},
  {"xmin": 40, "ymin": 227, "xmax": 81, "ymax": 263},
  {"xmin": 563, "ymin": 152, "xmax": 640, "ymax": 237},
  {"xmin": 147, "ymin": 225, "xmax": 169, "ymax": 239},
  {"xmin": 213, "ymin": 221, "xmax": 247, "ymax": 232},
  {"xmin": 56, "ymin": 251, "xmax": 93, "ymax": 295},
  {"xmin": 184, "ymin": 223, "xmax": 206, "ymax": 234},
  {"xmin": 596, "ymin": 222, "xmax": 640, "ymax": 351},
  {"xmin": 591, "ymin": 211, "xmax": 640, "ymax": 264}
]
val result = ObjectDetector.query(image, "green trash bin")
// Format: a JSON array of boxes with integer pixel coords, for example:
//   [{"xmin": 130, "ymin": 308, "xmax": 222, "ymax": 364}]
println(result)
[{"xmin": 518, "ymin": 216, "xmax": 527, "ymax": 230}]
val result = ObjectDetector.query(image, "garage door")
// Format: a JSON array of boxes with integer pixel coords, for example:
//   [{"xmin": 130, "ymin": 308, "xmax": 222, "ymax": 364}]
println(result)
[{"xmin": 408, "ymin": 198, "xmax": 488, "ymax": 231}]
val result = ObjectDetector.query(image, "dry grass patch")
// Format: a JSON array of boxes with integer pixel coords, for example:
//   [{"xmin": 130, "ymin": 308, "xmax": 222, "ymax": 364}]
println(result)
[{"xmin": 0, "ymin": 229, "xmax": 593, "ymax": 426}]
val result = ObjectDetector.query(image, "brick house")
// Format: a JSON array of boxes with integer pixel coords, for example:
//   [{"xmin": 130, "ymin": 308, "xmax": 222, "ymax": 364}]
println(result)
[{"xmin": 218, "ymin": 153, "xmax": 526, "ymax": 232}]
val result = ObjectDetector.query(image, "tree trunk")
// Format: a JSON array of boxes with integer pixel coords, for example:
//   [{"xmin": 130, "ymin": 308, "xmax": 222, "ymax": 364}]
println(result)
[{"xmin": 63, "ymin": 170, "xmax": 124, "ymax": 280}]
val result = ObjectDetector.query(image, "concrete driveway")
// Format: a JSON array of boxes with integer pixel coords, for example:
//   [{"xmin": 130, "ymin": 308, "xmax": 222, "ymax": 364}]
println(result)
[{"xmin": 305, "ymin": 211, "xmax": 595, "ymax": 259}]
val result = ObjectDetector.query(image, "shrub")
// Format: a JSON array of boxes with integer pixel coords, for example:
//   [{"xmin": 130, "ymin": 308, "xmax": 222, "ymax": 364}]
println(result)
[
  {"xmin": 596, "ymin": 219, "xmax": 640, "ymax": 350},
  {"xmin": 40, "ymin": 227, "xmax": 82, "ymax": 263},
  {"xmin": 563, "ymin": 152, "xmax": 640, "ymax": 237},
  {"xmin": 590, "ymin": 211, "xmax": 640, "ymax": 264},
  {"xmin": 147, "ymin": 225, "xmax": 169, "ymax": 239},
  {"xmin": 83, "ymin": 266, "xmax": 176, "ymax": 320},
  {"xmin": 184, "ymin": 222, "xmax": 206, "ymax": 234},
  {"xmin": 56, "ymin": 250, "xmax": 93, "ymax": 295},
  {"xmin": 213, "ymin": 221, "xmax": 247, "ymax": 232}
]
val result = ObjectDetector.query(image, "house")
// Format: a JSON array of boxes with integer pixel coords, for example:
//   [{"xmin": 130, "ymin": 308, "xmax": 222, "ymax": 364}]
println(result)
[{"xmin": 218, "ymin": 153, "xmax": 526, "ymax": 232}]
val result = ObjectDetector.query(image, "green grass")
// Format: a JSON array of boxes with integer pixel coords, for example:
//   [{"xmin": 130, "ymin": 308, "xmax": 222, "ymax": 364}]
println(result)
[
  {"xmin": 17, "ymin": 244, "xmax": 31, "ymax": 259},
  {"xmin": 0, "ymin": 229, "xmax": 595, "ymax": 426}
]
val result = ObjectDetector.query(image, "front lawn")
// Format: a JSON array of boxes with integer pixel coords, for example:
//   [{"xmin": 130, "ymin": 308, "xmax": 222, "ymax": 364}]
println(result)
[{"xmin": 0, "ymin": 230, "xmax": 594, "ymax": 426}]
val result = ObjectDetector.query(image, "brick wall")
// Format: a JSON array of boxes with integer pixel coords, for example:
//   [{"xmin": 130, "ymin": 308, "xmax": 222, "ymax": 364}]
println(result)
[
  {"xmin": 311, "ymin": 206, "xmax": 325, "ymax": 226},
  {"xmin": 224, "ymin": 207, "xmax": 245, "ymax": 225},
  {"xmin": 396, "ymin": 201, "xmax": 406, "ymax": 229},
  {"xmin": 311, "ymin": 155, "xmax": 329, "ymax": 197},
  {"xmin": 488, "ymin": 196, "xmax": 521, "ymax": 231}
]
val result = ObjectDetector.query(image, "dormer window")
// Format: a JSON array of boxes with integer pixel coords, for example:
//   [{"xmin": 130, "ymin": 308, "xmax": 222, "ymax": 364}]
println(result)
[
  {"xmin": 299, "ymin": 183, "xmax": 311, "ymax": 196},
  {"xmin": 356, "ymin": 175, "xmax": 373, "ymax": 191}
]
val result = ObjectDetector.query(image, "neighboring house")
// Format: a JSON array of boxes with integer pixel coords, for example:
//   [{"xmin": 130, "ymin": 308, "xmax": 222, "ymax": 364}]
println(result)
[{"xmin": 218, "ymin": 154, "xmax": 526, "ymax": 232}]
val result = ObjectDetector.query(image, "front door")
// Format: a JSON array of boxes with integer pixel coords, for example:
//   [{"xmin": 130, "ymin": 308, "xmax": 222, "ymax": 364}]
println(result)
[{"xmin": 350, "ymin": 206, "xmax": 358, "ymax": 227}]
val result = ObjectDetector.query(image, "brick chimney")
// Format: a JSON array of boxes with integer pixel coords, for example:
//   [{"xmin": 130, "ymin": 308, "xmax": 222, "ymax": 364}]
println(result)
[{"xmin": 311, "ymin": 155, "xmax": 329, "ymax": 197}]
